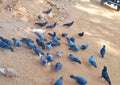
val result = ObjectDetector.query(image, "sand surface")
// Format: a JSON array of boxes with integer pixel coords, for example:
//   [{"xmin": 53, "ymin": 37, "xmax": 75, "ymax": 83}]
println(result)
[{"xmin": 0, "ymin": 0, "xmax": 120, "ymax": 85}]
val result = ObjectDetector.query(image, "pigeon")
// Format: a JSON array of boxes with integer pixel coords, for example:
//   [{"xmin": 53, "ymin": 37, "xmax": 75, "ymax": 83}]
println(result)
[
  {"xmin": 0, "ymin": 67, "xmax": 19, "ymax": 77},
  {"xmin": 66, "ymin": 37, "xmax": 75, "ymax": 47},
  {"xmin": 38, "ymin": 15, "xmax": 42, "ymax": 19},
  {"xmin": 57, "ymin": 51, "xmax": 63, "ymax": 57},
  {"xmin": 69, "ymin": 54, "xmax": 81, "ymax": 64},
  {"xmin": 46, "ymin": 53, "xmax": 54, "ymax": 62},
  {"xmin": 35, "ymin": 32, "xmax": 47, "ymax": 41},
  {"xmin": 12, "ymin": 38, "xmax": 22, "ymax": 47},
  {"xmin": 35, "ymin": 21, "xmax": 48, "ymax": 27},
  {"xmin": 100, "ymin": 45, "xmax": 106, "ymax": 58},
  {"xmin": 43, "ymin": 8, "xmax": 52, "ymax": 14},
  {"xmin": 47, "ymin": 41, "xmax": 60, "ymax": 47},
  {"xmin": 46, "ymin": 22, "xmax": 57, "ymax": 29},
  {"xmin": 78, "ymin": 32, "xmax": 84, "ymax": 37},
  {"xmin": 0, "ymin": 41, "xmax": 14, "ymax": 52},
  {"xmin": 62, "ymin": 33, "xmax": 68, "ymax": 37},
  {"xmin": 70, "ymin": 75, "xmax": 87, "ymax": 85},
  {"xmin": 48, "ymin": 32, "xmax": 61, "ymax": 41},
  {"xmin": 63, "ymin": 21, "xmax": 74, "ymax": 27},
  {"xmin": 0, "ymin": 36, "xmax": 12, "ymax": 46},
  {"xmin": 69, "ymin": 45, "xmax": 80, "ymax": 52},
  {"xmin": 88, "ymin": 56, "xmax": 97, "ymax": 68},
  {"xmin": 36, "ymin": 38, "xmax": 45, "ymax": 49},
  {"xmin": 32, "ymin": 46, "xmax": 44, "ymax": 55},
  {"xmin": 21, "ymin": 38, "xmax": 34, "ymax": 43},
  {"xmin": 70, "ymin": 37, "xmax": 75, "ymax": 43},
  {"xmin": 25, "ymin": 42, "xmax": 35, "ymax": 49},
  {"xmin": 80, "ymin": 44, "xmax": 88, "ymax": 50},
  {"xmin": 54, "ymin": 76, "xmax": 63, "ymax": 85},
  {"xmin": 101, "ymin": 66, "xmax": 111, "ymax": 85},
  {"xmin": 39, "ymin": 54, "xmax": 50, "ymax": 66},
  {"xmin": 32, "ymin": 29, "xmax": 46, "ymax": 34},
  {"xmin": 55, "ymin": 62, "xmax": 63, "ymax": 72},
  {"xmin": 46, "ymin": 43, "xmax": 52, "ymax": 50}
]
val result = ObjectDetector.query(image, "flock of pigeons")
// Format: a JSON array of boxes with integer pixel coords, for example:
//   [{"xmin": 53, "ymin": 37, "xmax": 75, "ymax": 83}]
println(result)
[{"xmin": 0, "ymin": 8, "xmax": 111, "ymax": 85}]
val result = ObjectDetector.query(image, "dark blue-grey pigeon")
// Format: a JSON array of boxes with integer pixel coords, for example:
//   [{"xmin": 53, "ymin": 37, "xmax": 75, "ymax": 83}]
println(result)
[
  {"xmin": 80, "ymin": 44, "xmax": 88, "ymax": 50},
  {"xmin": 100, "ymin": 45, "xmax": 106, "ymax": 58},
  {"xmin": 48, "ymin": 32, "xmax": 61, "ymax": 41},
  {"xmin": 55, "ymin": 62, "xmax": 62, "ymax": 72},
  {"xmin": 38, "ymin": 15, "xmax": 42, "ymax": 19},
  {"xmin": 35, "ymin": 32, "xmax": 47, "ymax": 41},
  {"xmin": 46, "ymin": 22, "xmax": 57, "ymax": 29},
  {"xmin": 46, "ymin": 53, "xmax": 54, "ymax": 62},
  {"xmin": 12, "ymin": 38, "xmax": 22, "ymax": 47},
  {"xmin": 78, "ymin": 32, "xmax": 84, "ymax": 37},
  {"xmin": 25, "ymin": 42, "xmax": 35, "ymax": 49},
  {"xmin": 66, "ymin": 37, "xmax": 75, "ymax": 47},
  {"xmin": 70, "ymin": 75, "xmax": 87, "ymax": 85},
  {"xmin": 47, "ymin": 41, "xmax": 60, "ymax": 47},
  {"xmin": 0, "ymin": 41, "xmax": 14, "ymax": 52},
  {"xmin": 54, "ymin": 76, "xmax": 63, "ymax": 85},
  {"xmin": 69, "ymin": 45, "xmax": 80, "ymax": 52},
  {"xmin": 88, "ymin": 56, "xmax": 97, "ymax": 68},
  {"xmin": 0, "ymin": 36, "xmax": 12, "ymax": 46},
  {"xmin": 35, "ymin": 21, "xmax": 48, "ymax": 27},
  {"xmin": 39, "ymin": 54, "xmax": 50, "ymax": 66},
  {"xmin": 63, "ymin": 21, "xmax": 74, "ymax": 27},
  {"xmin": 62, "ymin": 33, "xmax": 68, "ymax": 37},
  {"xmin": 20, "ymin": 38, "xmax": 34, "ymax": 43},
  {"xmin": 32, "ymin": 46, "xmax": 44, "ymax": 55},
  {"xmin": 69, "ymin": 54, "xmax": 81, "ymax": 64},
  {"xmin": 43, "ymin": 8, "xmax": 52, "ymax": 14},
  {"xmin": 36, "ymin": 38, "xmax": 45, "ymax": 49},
  {"xmin": 101, "ymin": 66, "xmax": 111, "ymax": 85},
  {"xmin": 46, "ymin": 43, "xmax": 52, "ymax": 50}
]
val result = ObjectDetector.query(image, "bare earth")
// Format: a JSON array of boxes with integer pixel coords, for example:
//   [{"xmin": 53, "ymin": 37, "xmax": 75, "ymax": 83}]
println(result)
[{"xmin": 0, "ymin": 0, "xmax": 120, "ymax": 85}]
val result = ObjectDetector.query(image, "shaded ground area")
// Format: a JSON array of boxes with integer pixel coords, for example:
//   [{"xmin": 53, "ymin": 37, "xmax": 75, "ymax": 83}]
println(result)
[{"xmin": 0, "ymin": 0, "xmax": 120, "ymax": 85}]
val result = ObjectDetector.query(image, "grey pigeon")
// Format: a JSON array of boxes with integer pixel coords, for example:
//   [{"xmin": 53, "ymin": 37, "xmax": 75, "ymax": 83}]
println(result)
[{"xmin": 0, "ymin": 67, "xmax": 19, "ymax": 77}]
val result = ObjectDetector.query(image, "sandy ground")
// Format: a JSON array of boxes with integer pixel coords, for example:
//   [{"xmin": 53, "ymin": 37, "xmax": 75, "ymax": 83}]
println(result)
[{"xmin": 0, "ymin": 0, "xmax": 120, "ymax": 85}]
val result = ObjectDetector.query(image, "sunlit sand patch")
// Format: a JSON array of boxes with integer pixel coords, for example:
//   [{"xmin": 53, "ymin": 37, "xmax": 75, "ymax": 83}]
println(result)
[
  {"xmin": 32, "ymin": 0, "xmax": 44, "ymax": 3},
  {"xmin": 80, "ymin": 0, "xmax": 90, "ymax": 2},
  {"xmin": 74, "ymin": 3, "xmax": 118, "ymax": 19},
  {"xmin": 75, "ymin": 3, "xmax": 99, "ymax": 14},
  {"xmin": 85, "ymin": 32, "xmax": 92, "ymax": 36}
]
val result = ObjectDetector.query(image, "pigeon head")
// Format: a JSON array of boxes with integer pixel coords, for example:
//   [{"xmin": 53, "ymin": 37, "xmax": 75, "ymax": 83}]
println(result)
[
  {"xmin": 72, "ymin": 21, "xmax": 74, "ymax": 23},
  {"xmin": 11, "ymin": 49, "xmax": 14, "ymax": 52},
  {"xmin": 69, "ymin": 54, "xmax": 72, "ymax": 56},
  {"xmin": 46, "ymin": 53, "xmax": 50, "ymax": 55},
  {"xmin": 103, "ymin": 66, "xmax": 107, "ymax": 71},
  {"xmin": 36, "ymin": 38, "xmax": 39, "ymax": 41},
  {"xmin": 12, "ymin": 38, "xmax": 15, "ymax": 40},
  {"xmin": 66, "ymin": 37, "xmax": 69, "ymax": 39},
  {"xmin": 70, "ymin": 75, "xmax": 74, "ymax": 79},
  {"xmin": 103, "ymin": 45, "xmax": 106, "ymax": 48},
  {"xmin": 60, "ymin": 76, "xmax": 63, "ymax": 79},
  {"xmin": 91, "ymin": 56, "xmax": 94, "ymax": 58}
]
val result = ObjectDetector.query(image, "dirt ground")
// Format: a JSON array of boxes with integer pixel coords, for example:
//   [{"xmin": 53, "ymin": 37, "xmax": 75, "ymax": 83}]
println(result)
[{"xmin": 0, "ymin": 0, "xmax": 120, "ymax": 85}]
